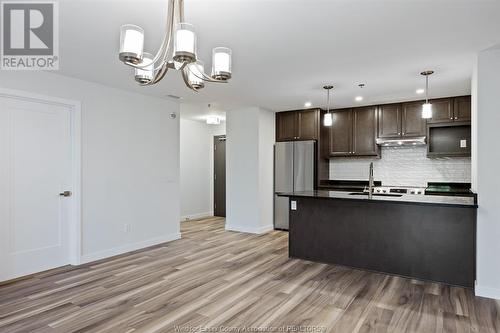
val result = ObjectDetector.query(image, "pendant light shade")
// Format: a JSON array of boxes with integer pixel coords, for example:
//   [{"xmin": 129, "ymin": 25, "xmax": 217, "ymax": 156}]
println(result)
[
  {"xmin": 421, "ymin": 70, "xmax": 434, "ymax": 119},
  {"xmin": 422, "ymin": 103, "xmax": 432, "ymax": 119},
  {"xmin": 324, "ymin": 113, "xmax": 333, "ymax": 126},
  {"xmin": 323, "ymin": 85, "xmax": 334, "ymax": 127}
]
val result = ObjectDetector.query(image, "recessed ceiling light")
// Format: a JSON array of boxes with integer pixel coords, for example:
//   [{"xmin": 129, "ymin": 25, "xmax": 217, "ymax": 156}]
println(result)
[
  {"xmin": 304, "ymin": 101, "xmax": 312, "ymax": 107},
  {"xmin": 355, "ymin": 96, "xmax": 363, "ymax": 102},
  {"xmin": 416, "ymin": 89, "xmax": 425, "ymax": 94}
]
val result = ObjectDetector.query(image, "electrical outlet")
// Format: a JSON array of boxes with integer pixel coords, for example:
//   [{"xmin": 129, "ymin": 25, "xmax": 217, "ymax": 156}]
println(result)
[
  {"xmin": 291, "ymin": 201, "xmax": 297, "ymax": 211},
  {"xmin": 124, "ymin": 224, "xmax": 131, "ymax": 232},
  {"xmin": 460, "ymin": 139, "xmax": 467, "ymax": 148}
]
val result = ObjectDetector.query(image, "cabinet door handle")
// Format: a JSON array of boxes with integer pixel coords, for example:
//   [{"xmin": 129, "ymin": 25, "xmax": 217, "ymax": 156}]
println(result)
[
  {"xmin": 402, "ymin": 132, "xmax": 405, "ymax": 135},
  {"xmin": 455, "ymin": 117, "xmax": 458, "ymax": 120},
  {"xmin": 450, "ymin": 117, "xmax": 453, "ymax": 120}
]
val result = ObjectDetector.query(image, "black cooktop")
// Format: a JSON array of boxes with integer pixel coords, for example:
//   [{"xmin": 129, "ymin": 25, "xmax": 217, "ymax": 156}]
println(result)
[{"xmin": 425, "ymin": 182, "xmax": 474, "ymax": 197}]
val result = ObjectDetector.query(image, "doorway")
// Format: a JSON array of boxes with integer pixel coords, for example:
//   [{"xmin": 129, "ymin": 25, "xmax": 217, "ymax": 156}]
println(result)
[
  {"xmin": 214, "ymin": 135, "xmax": 226, "ymax": 217},
  {"xmin": 0, "ymin": 89, "xmax": 81, "ymax": 282}
]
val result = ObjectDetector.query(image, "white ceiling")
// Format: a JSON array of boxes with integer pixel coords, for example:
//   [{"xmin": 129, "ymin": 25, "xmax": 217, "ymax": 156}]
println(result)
[{"xmin": 59, "ymin": 0, "xmax": 500, "ymax": 117}]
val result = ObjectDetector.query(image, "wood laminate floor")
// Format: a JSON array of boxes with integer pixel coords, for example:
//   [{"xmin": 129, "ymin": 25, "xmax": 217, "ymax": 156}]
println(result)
[{"xmin": 0, "ymin": 217, "xmax": 499, "ymax": 333}]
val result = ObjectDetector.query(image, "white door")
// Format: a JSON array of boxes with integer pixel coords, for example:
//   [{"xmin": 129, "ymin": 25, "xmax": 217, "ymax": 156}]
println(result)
[{"xmin": 0, "ymin": 96, "xmax": 73, "ymax": 281}]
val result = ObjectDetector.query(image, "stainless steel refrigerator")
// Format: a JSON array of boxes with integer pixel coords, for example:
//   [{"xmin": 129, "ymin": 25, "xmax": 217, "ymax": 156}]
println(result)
[{"xmin": 274, "ymin": 140, "xmax": 315, "ymax": 230}]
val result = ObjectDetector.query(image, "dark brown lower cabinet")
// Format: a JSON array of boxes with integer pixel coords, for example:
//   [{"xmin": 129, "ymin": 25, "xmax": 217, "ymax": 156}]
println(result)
[{"xmin": 289, "ymin": 196, "xmax": 476, "ymax": 288}]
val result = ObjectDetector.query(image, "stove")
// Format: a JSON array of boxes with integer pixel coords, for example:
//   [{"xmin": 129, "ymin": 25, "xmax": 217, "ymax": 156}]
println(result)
[{"xmin": 371, "ymin": 186, "xmax": 426, "ymax": 195}]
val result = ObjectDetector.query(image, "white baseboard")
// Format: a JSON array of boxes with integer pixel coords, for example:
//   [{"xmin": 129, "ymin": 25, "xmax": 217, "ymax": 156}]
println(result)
[
  {"xmin": 181, "ymin": 211, "xmax": 213, "ymax": 221},
  {"xmin": 475, "ymin": 285, "xmax": 500, "ymax": 300},
  {"xmin": 80, "ymin": 232, "xmax": 181, "ymax": 264},
  {"xmin": 225, "ymin": 224, "xmax": 274, "ymax": 234}
]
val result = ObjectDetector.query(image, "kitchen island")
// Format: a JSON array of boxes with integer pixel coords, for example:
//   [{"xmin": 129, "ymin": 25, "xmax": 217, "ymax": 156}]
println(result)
[{"xmin": 278, "ymin": 190, "xmax": 477, "ymax": 288}]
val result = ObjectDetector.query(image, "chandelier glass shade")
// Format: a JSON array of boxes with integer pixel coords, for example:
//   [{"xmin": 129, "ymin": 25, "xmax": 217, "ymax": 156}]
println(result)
[
  {"xmin": 187, "ymin": 61, "xmax": 205, "ymax": 89},
  {"xmin": 118, "ymin": 0, "xmax": 232, "ymax": 91},
  {"xmin": 134, "ymin": 52, "xmax": 154, "ymax": 84},
  {"xmin": 119, "ymin": 24, "xmax": 144, "ymax": 64}
]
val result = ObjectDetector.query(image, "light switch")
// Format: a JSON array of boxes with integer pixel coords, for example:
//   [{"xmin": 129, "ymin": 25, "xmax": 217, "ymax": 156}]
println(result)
[
  {"xmin": 290, "ymin": 200, "xmax": 297, "ymax": 211},
  {"xmin": 460, "ymin": 139, "xmax": 467, "ymax": 148}
]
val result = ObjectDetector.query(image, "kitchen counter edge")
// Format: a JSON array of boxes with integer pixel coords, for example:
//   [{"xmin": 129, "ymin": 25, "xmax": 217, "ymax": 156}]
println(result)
[{"xmin": 277, "ymin": 190, "xmax": 477, "ymax": 208}]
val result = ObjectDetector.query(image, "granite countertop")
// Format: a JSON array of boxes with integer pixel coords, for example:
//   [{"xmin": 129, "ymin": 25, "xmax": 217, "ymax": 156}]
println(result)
[{"xmin": 277, "ymin": 190, "xmax": 477, "ymax": 208}]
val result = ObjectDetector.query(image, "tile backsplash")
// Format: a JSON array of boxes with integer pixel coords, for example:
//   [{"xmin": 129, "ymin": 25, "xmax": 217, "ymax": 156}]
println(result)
[{"xmin": 329, "ymin": 146, "xmax": 471, "ymax": 187}]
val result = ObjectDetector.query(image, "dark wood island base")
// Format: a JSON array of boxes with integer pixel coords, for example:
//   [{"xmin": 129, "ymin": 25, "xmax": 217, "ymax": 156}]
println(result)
[{"xmin": 287, "ymin": 195, "xmax": 476, "ymax": 288}]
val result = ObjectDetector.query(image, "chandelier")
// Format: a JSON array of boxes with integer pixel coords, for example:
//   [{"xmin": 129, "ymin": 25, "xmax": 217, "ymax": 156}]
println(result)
[{"xmin": 118, "ymin": 0, "xmax": 232, "ymax": 91}]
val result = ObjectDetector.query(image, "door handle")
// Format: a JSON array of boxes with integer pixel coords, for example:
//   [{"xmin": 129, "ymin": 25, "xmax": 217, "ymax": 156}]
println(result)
[{"xmin": 59, "ymin": 191, "xmax": 72, "ymax": 197}]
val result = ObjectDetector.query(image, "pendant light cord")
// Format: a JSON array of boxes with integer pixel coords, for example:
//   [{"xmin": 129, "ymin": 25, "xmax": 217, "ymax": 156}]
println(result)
[
  {"xmin": 327, "ymin": 89, "xmax": 330, "ymax": 113},
  {"xmin": 425, "ymin": 75, "xmax": 429, "ymax": 104}
]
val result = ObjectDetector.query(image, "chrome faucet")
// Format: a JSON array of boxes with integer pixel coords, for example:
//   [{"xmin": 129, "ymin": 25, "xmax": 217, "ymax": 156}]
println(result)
[{"xmin": 368, "ymin": 162, "xmax": 374, "ymax": 199}]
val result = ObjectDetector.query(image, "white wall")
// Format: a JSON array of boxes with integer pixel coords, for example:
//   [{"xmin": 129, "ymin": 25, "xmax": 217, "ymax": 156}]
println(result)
[
  {"xmin": 330, "ymin": 146, "xmax": 471, "ymax": 187},
  {"xmin": 474, "ymin": 45, "xmax": 500, "ymax": 300},
  {"xmin": 179, "ymin": 117, "xmax": 225, "ymax": 219},
  {"xmin": 0, "ymin": 71, "xmax": 180, "ymax": 263},
  {"xmin": 226, "ymin": 107, "xmax": 275, "ymax": 234},
  {"xmin": 258, "ymin": 109, "xmax": 276, "ymax": 230}
]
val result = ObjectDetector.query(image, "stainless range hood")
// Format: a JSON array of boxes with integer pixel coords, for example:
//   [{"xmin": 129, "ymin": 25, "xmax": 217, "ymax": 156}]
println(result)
[{"xmin": 376, "ymin": 136, "xmax": 426, "ymax": 147}]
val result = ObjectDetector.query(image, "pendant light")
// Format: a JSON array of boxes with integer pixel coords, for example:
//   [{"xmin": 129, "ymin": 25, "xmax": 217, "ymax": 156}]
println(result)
[
  {"xmin": 421, "ymin": 70, "xmax": 434, "ymax": 119},
  {"xmin": 323, "ymin": 85, "xmax": 334, "ymax": 127}
]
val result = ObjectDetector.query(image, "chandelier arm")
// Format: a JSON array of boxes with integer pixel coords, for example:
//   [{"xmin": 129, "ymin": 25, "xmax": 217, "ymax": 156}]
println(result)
[
  {"xmin": 147, "ymin": 61, "xmax": 180, "ymax": 85},
  {"xmin": 186, "ymin": 65, "xmax": 228, "ymax": 83},
  {"xmin": 181, "ymin": 66, "xmax": 199, "ymax": 92},
  {"xmin": 178, "ymin": 0, "xmax": 185, "ymax": 22},
  {"xmin": 124, "ymin": 0, "xmax": 176, "ymax": 70}
]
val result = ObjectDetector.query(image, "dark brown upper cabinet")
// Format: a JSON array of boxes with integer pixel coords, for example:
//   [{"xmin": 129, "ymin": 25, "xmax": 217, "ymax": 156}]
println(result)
[
  {"xmin": 329, "ymin": 109, "xmax": 352, "ymax": 156},
  {"xmin": 401, "ymin": 102, "xmax": 427, "ymax": 137},
  {"xmin": 426, "ymin": 96, "xmax": 471, "ymax": 124},
  {"xmin": 329, "ymin": 107, "xmax": 379, "ymax": 157},
  {"xmin": 276, "ymin": 109, "xmax": 320, "ymax": 141},
  {"xmin": 453, "ymin": 96, "xmax": 471, "ymax": 122},
  {"xmin": 377, "ymin": 102, "xmax": 425, "ymax": 139},
  {"xmin": 276, "ymin": 111, "xmax": 297, "ymax": 141},
  {"xmin": 297, "ymin": 109, "xmax": 320, "ymax": 140},
  {"xmin": 377, "ymin": 104, "xmax": 401, "ymax": 138},
  {"xmin": 426, "ymin": 98, "xmax": 454, "ymax": 124}
]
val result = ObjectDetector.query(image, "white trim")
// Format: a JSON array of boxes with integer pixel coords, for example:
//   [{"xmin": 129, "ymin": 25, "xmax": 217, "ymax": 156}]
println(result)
[
  {"xmin": 181, "ymin": 212, "xmax": 213, "ymax": 221},
  {"xmin": 80, "ymin": 232, "xmax": 181, "ymax": 264},
  {"xmin": 475, "ymin": 285, "xmax": 500, "ymax": 300},
  {"xmin": 225, "ymin": 224, "xmax": 274, "ymax": 234},
  {"xmin": 0, "ymin": 88, "xmax": 82, "ymax": 265}
]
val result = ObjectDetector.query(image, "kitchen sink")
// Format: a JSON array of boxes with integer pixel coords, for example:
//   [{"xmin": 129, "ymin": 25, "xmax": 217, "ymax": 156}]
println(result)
[{"xmin": 349, "ymin": 192, "xmax": 403, "ymax": 198}]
